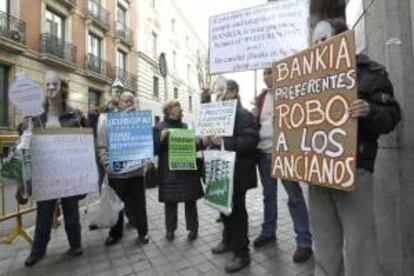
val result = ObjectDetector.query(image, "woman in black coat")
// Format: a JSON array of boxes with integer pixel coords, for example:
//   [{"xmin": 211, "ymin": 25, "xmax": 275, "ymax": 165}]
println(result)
[{"xmin": 153, "ymin": 100, "xmax": 204, "ymax": 241}]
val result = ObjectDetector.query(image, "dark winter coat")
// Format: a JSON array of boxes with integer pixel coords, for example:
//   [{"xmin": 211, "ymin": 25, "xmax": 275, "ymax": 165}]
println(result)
[
  {"xmin": 153, "ymin": 119, "xmax": 204, "ymax": 203},
  {"xmin": 356, "ymin": 54, "xmax": 401, "ymax": 172},
  {"xmin": 17, "ymin": 103, "xmax": 85, "ymax": 135},
  {"xmin": 214, "ymin": 104, "xmax": 260, "ymax": 193}
]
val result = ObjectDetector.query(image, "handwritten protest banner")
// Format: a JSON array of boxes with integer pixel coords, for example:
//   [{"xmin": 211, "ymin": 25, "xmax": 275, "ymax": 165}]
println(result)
[
  {"xmin": 271, "ymin": 30, "xmax": 358, "ymax": 191},
  {"xmin": 31, "ymin": 129, "xmax": 98, "ymax": 201},
  {"xmin": 9, "ymin": 73, "xmax": 45, "ymax": 116},
  {"xmin": 209, "ymin": 0, "xmax": 309, "ymax": 74},
  {"xmin": 169, "ymin": 129, "xmax": 197, "ymax": 171},
  {"xmin": 107, "ymin": 111, "xmax": 154, "ymax": 174},
  {"xmin": 196, "ymin": 100, "xmax": 237, "ymax": 137}
]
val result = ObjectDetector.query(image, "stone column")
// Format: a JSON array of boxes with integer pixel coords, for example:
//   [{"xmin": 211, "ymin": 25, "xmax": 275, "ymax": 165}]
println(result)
[{"xmin": 362, "ymin": 0, "xmax": 414, "ymax": 275}]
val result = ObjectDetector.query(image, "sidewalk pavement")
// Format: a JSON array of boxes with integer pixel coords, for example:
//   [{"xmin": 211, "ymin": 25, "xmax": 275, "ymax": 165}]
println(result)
[{"xmin": 0, "ymin": 184, "xmax": 314, "ymax": 276}]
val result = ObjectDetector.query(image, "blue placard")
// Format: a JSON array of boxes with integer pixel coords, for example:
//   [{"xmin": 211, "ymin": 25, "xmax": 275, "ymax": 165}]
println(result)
[{"xmin": 107, "ymin": 110, "xmax": 154, "ymax": 174}]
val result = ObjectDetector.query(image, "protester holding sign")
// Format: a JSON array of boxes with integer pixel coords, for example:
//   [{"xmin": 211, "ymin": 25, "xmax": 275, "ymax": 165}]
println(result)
[
  {"xmin": 206, "ymin": 80, "xmax": 259, "ymax": 274},
  {"xmin": 253, "ymin": 68, "xmax": 313, "ymax": 262},
  {"xmin": 153, "ymin": 101, "xmax": 204, "ymax": 242},
  {"xmin": 23, "ymin": 71, "xmax": 86, "ymax": 267},
  {"xmin": 97, "ymin": 91, "xmax": 149, "ymax": 246},
  {"xmin": 308, "ymin": 19, "xmax": 401, "ymax": 276}
]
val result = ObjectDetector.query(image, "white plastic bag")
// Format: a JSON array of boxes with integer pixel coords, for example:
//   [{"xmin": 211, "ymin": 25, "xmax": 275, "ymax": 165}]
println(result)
[
  {"xmin": 203, "ymin": 144, "xmax": 236, "ymax": 215},
  {"xmin": 91, "ymin": 176, "xmax": 124, "ymax": 228}
]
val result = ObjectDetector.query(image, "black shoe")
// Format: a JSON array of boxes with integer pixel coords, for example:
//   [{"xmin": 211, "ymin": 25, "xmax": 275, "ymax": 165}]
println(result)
[
  {"xmin": 67, "ymin": 247, "xmax": 83, "ymax": 256},
  {"xmin": 225, "ymin": 256, "xmax": 251, "ymax": 273},
  {"xmin": 105, "ymin": 236, "xmax": 122, "ymax": 246},
  {"xmin": 188, "ymin": 230, "xmax": 198, "ymax": 242},
  {"xmin": 211, "ymin": 242, "xmax": 228, "ymax": 254},
  {"xmin": 253, "ymin": 234, "xmax": 276, "ymax": 248},
  {"xmin": 166, "ymin": 231, "xmax": 175, "ymax": 241},
  {"xmin": 293, "ymin": 247, "xmax": 313, "ymax": 263},
  {"xmin": 24, "ymin": 253, "xmax": 44, "ymax": 267},
  {"xmin": 137, "ymin": 235, "xmax": 149, "ymax": 245},
  {"xmin": 89, "ymin": 224, "xmax": 99, "ymax": 231}
]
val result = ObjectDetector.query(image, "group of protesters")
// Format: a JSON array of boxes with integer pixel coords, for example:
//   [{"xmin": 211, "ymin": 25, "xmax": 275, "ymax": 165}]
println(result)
[{"xmin": 19, "ymin": 19, "xmax": 401, "ymax": 276}]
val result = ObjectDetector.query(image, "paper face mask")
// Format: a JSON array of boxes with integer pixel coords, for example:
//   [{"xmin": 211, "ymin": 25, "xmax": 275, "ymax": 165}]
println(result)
[
  {"xmin": 312, "ymin": 21, "xmax": 335, "ymax": 45},
  {"xmin": 45, "ymin": 71, "xmax": 62, "ymax": 99}
]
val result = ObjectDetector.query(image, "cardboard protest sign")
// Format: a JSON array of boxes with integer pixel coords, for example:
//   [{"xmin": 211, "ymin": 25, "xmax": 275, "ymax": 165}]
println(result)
[
  {"xmin": 107, "ymin": 111, "xmax": 154, "ymax": 174},
  {"xmin": 203, "ymin": 149, "xmax": 236, "ymax": 215},
  {"xmin": 271, "ymin": 30, "xmax": 358, "ymax": 191},
  {"xmin": 9, "ymin": 74, "xmax": 45, "ymax": 116},
  {"xmin": 209, "ymin": 0, "xmax": 309, "ymax": 74},
  {"xmin": 196, "ymin": 100, "xmax": 237, "ymax": 137},
  {"xmin": 168, "ymin": 129, "xmax": 197, "ymax": 171},
  {"xmin": 31, "ymin": 129, "xmax": 98, "ymax": 201}
]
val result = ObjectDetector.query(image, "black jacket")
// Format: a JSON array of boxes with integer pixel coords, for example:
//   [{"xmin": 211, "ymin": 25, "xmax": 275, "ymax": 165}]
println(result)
[
  {"xmin": 17, "ymin": 103, "xmax": 85, "ymax": 135},
  {"xmin": 153, "ymin": 119, "xmax": 204, "ymax": 203},
  {"xmin": 216, "ymin": 105, "xmax": 260, "ymax": 193},
  {"xmin": 356, "ymin": 54, "xmax": 401, "ymax": 172}
]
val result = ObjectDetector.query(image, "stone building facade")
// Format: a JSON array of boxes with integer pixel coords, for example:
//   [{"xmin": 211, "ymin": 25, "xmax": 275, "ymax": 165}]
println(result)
[
  {"xmin": 135, "ymin": 0, "xmax": 207, "ymax": 125},
  {"xmin": 0, "ymin": 0, "xmax": 138, "ymax": 127}
]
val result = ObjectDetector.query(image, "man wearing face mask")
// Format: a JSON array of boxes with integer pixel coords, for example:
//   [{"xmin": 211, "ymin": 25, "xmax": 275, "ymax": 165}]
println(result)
[
  {"xmin": 309, "ymin": 19, "xmax": 401, "ymax": 276},
  {"xmin": 252, "ymin": 68, "xmax": 313, "ymax": 262},
  {"xmin": 208, "ymin": 80, "xmax": 259, "ymax": 273},
  {"xmin": 97, "ymin": 91, "xmax": 149, "ymax": 246},
  {"xmin": 23, "ymin": 71, "xmax": 86, "ymax": 267}
]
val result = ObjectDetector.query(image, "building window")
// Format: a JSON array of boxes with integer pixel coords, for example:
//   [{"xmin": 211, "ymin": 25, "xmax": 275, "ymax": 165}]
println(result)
[
  {"xmin": 45, "ymin": 8, "xmax": 65, "ymax": 40},
  {"xmin": 117, "ymin": 50, "xmax": 127, "ymax": 71},
  {"xmin": 0, "ymin": 0, "xmax": 10, "ymax": 14},
  {"xmin": 88, "ymin": 0, "xmax": 101, "ymax": 15},
  {"xmin": 151, "ymin": 32, "xmax": 157, "ymax": 58},
  {"xmin": 172, "ymin": 50, "xmax": 176, "ymax": 70},
  {"xmin": 174, "ymin": 87, "xmax": 178, "ymax": 99},
  {"xmin": 187, "ymin": 64, "xmax": 191, "ymax": 81},
  {"xmin": 88, "ymin": 33, "xmax": 102, "ymax": 72},
  {"xmin": 171, "ymin": 18, "xmax": 175, "ymax": 32},
  {"xmin": 189, "ymin": 95, "xmax": 192, "ymax": 111},
  {"xmin": 117, "ymin": 4, "xmax": 127, "ymax": 26},
  {"xmin": 0, "ymin": 65, "xmax": 8, "ymax": 126},
  {"xmin": 153, "ymin": 76, "xmax": 159, "ymax": 97},
  {"xmin": 88, "ymin": 89, "xmax": 101, "ymax": 109},
  {"xmin": 88, "ymin": 33, "xmax": 101, "ymax": 57}
]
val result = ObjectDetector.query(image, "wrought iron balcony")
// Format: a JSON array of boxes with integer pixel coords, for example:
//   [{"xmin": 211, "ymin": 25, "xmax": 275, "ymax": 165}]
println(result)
[
  {"xmin": 86, "ymin": 0, "xmax": 110, "ymax": 30},
  {"xmin": 56, "ymin": 0, "xmax": 77, "ymax": 9},
  {"xmin": 85, "ymin": 53, "xmax": 114, "ymax": 82},
  {"xmin": 115, "ymin": 67, "xmax": 137, "ymax": 91},
  {"xmin": 116, "ymin": 21, "xmax": 133, "ymax": 46},
  {"xmin": 39, "ymin": 33, "xmax": 77, "ymax": 69},
  {"xmin": 0, "ymin": 11, "xmax": 26, "ymax": 52}
]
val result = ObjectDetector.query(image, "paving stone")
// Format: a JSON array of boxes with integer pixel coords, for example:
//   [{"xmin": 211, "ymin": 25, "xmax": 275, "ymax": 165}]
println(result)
[{"xmin": 0, "ymin": 186, "xmax": 313, "ymax": 275}]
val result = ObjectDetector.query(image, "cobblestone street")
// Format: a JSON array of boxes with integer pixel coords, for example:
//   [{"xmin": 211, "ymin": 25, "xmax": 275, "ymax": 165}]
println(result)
[{"xmin": 0, "ymin": 185, "xmax": 314, "ymax": 276}]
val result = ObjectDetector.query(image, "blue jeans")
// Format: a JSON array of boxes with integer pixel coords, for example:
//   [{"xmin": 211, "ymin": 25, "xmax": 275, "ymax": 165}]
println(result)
[{"xmin": 258, "ymin": 153, "xmax": 312, "ymax": 248}]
